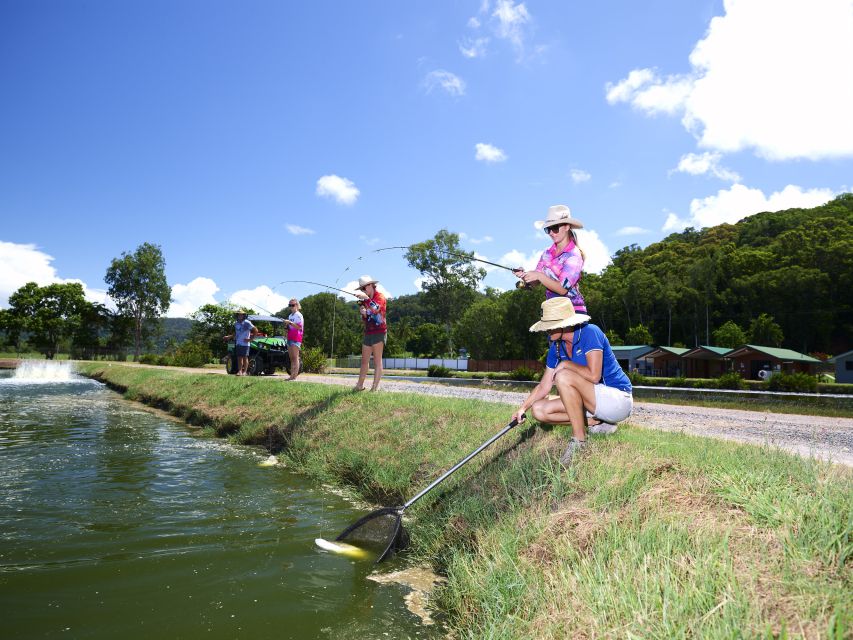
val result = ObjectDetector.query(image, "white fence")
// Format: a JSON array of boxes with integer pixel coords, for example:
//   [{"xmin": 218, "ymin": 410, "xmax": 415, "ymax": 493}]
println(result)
[{"xmin": 334, "ymin": 356, "xmax": 469, "ymax": 371}]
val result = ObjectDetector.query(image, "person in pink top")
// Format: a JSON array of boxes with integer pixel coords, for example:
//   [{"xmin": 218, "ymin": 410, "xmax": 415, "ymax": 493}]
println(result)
[
  {"xmin": 284, "ymin": 298, "xmax": 304, "ymax": 381},
  {"xmin": 514, "ymin": 204, "xmax": 587, "ymax": 313},
  {"xmin": 353, "ymin": 275, "xmax": 387, "ymax": 392}
]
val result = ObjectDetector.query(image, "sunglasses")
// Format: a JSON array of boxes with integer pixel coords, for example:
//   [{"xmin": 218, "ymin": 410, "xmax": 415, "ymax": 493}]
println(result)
[
  {"xmin": 288, "ymin": 303, "xmax": 297, "ymax": 307},
  {"xmin": 546, "ymin": 224, "xmax": 566, "ymax": 234}
]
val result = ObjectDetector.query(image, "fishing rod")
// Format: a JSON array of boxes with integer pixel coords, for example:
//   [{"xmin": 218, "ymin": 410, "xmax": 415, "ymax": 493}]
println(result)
[
  {"xmin": 373, "ymin": 245, "xmax": 529, "ymax": 288},
  {"xmin": 278, "ymin": 280, "xmax": 361, "ymax": 297}
]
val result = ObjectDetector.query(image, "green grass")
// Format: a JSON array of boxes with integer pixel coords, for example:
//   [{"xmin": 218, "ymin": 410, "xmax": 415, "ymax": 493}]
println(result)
[{"xmin": 77, "ymin": 363, "xmax": 852, "ymax": 639}]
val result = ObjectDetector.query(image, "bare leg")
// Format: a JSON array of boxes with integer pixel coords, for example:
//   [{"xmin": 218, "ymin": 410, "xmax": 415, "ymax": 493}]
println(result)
[
  {"xmin": 288, "ymin": 345, "xmax": 300, "ymax": 380},
  {"xmin": 369, "ymin": 339, "xmax": 384, "ymax": 390},
  {"xmin": 355, "ymin": 343, "xmax": 370, "ymax": 390},
  {"xmin": 553, "ymin": 370, "xmax": 598, "ymax": 441},
  {"xmin": 239, "ymin": 355, "xmax": 248, "ymax": 375}
]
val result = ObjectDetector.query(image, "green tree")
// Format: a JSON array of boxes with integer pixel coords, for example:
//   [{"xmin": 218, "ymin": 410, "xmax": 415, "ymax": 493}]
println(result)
[
  {"xmin": 712, "ymin": 320, "xmax": 747, "ymax": 349},
  {"xmin": 408, "ymin": 322, "xmax": 446, "ymax": 357},
  {"xmin": 605, "ymin": 329, "xmax": 623, "ymax": 346},
  {"xmin": 404, "ymin": 230, "xmax": 485, "ymax": 353},
  {"xmin": 105, "ymin": 243, "xmax": 171, "ymax": 360},
  {"xmin": 625, "ymin": 324, "xmax": 653, "ymax": 345},
  {"xmin": 453, "ymin": 298, "xmax": 509, "ymax": 359},
  {"xmin": 749, "ymin": 313, "xmax": 784, "ymax": 347},
  {"xmin": 189, "ymin": 303, "xmax": 241, "ymax": 359},
  {"xmin": 6, "ymin": 282, "xmax": 95, "ymax": 359}
]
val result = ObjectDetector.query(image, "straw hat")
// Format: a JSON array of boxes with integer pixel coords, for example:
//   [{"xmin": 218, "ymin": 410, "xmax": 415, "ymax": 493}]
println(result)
[
  {"xmin": 234, "ymin": 308, "xmax": 250, "ymax": 317},
  {"xmin": 537, "ymin": 204, "xmax": 584, "ymax": 230},
  {"xmin": 529, "ymin": 297, "xmax": 591, "ymax": 332},
  {"xmin": 356, "ymin": 275, "xmax": 379, "ymax": 290}
]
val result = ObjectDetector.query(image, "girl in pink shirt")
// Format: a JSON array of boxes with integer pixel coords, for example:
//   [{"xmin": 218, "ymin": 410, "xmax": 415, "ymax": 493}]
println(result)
[{"xmin": 515, "ymin": 204, "xmax": 587, "ymax": 313}]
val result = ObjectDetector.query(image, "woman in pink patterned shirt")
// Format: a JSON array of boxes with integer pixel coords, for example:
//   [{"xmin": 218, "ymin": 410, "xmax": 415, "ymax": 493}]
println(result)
[{"xmin": 515, "ymin": 204, "xmax": 587, "ymax": 313}]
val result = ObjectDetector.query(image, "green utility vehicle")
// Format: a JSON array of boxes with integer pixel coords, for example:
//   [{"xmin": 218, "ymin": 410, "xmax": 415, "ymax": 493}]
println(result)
[{"xmin": 224, "ymin": 314, "xmax": 302, "ymax": 376}]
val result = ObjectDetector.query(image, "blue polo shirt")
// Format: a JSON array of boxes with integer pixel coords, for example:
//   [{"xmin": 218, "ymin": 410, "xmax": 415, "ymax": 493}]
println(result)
[
  {"xmin": 545, "ymin": 323, "xmax": 632, "ymax": 393},
  {"xmin": 234, "ymin": 319, "xmax": 255, "ymax": 346}
]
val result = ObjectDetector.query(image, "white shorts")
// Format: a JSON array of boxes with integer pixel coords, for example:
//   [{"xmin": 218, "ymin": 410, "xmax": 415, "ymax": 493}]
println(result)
[{"xmin": 592, "ymin": 385, "xmax": 633, "ymax": 424}]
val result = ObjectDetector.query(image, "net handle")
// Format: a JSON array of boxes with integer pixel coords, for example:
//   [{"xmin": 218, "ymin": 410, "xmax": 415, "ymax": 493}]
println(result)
[{"xmin": 403, "ymin": 418, "xmax": 519, "ymax": 510}]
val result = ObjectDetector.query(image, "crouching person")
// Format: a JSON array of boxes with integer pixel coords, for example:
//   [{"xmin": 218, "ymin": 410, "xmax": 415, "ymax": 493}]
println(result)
[{"xmin": 511, "ymin": 297, "xmax": 633, "ymax": 466}]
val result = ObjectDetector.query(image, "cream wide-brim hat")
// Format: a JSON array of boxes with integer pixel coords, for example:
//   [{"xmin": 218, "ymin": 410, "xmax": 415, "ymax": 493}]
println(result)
[
  {"xmin": 536, "ymin": 204, "xmax": 584, "ymax": 230},
  {"xmin": 529, "ymin": 297, "xmax": 591, "ymax": 332},
  {"xmin": 357, "ymin": 275, "xmax": 379, "ymax": 290}
]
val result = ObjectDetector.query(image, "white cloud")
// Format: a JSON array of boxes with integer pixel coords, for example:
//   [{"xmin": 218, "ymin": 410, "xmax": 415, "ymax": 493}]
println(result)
[
  {"xmin": 475, "ymin": 142, "xmax": 507, "ymax": 163},
  {"xmin": 615, "ymin": 226, "xmax": 650, "ymax": 236},
  {"xmin": 468, "ymin": 235, "xmax": 494, "ymax": 245},
  {"xmin": 499, "ymin": 249, "xmax": 539, "ymax": 272},
  {"xmin": 286, "ymin": 224, "xmax": 315, "ymax": 235},
  {"xmin": 459, "ymin": 37, "xmax": 489, "ymax": 58},
  {"xmin": 609, "ymin": 180, "xmax": 622, "ymax": 189},
  {"xmin": 359, "ymin": 235, "xmax": 380, "ymax": 245},
  {"xmin": 607, "ymin": 0, "xmax": 853, "ymax": 160},
  {"xmin": 491, "ymin": 0, "xmax": 531, "ymax": 56},
  {"xmin": 574, "ymin": 229, "xmax": 611, "ymax": 274},
  {"xmin": 569, "ymin": 168, "xmax": 591, "ymax": 184},
  {"xmin": 662, "ymin": 183, "xmax": 835, "ymax": 232},
  {"xmin": 423, "ymin": 70, "xmax": 466, "ymax": 96},
  {"xmin": 342, "ymin": 277, "xmax": 393, "ymax": 300},
  {"xmin": 672, "ymin": 152, "xmax": 740, "ymax": 182},
  {"xmin": 169, "ymin": 277, "xmax": 220, "ymax": 318},
  {"xmin": 467, "ymin": 16, "xmax": 481, "ymax": 29},
  {"xmin": 316, "ymin": 174, "xmax": 360, "ymax": 206},
  {"xmin": 229, "ymin": 285, "xmax": 290, "ymax": 316},
  {"xmin": 0, "ymin": 241, "xmax": 107, "ymax": 308}
]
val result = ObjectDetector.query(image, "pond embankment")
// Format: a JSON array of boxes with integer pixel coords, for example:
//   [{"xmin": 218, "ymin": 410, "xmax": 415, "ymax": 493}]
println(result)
[{"xmin": 79, "ymin": 363, "xmax": 852, "ymax": 639}]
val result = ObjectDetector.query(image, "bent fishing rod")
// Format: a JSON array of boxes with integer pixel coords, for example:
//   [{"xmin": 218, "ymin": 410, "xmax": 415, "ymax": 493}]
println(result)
[
  {"xmin": 278, "ymin": 280, "xmax": 361, "ymax": 297},
  {"xmin": 373, "ymin": 245, "xmax": 530, "ymax": 288}
]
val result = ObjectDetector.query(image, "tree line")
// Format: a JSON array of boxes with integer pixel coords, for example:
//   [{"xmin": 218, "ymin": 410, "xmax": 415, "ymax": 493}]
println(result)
[{"xmin": 3, "ymin": 195, "xmax": 851, "ymax": 362}]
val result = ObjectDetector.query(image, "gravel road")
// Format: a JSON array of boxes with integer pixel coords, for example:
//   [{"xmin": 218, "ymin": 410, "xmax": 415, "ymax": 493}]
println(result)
[{"xmin": 303, "ymin": 374, "xmax": 853, "ymax": 467}]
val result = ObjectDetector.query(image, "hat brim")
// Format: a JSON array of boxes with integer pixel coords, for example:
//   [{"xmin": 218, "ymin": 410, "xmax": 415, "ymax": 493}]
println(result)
[
  {"xmin": 357, "ymin": 280, "xmax": 379, "ymax": 290},
  {"xmin": 537, "ymin": 218, "xmax": 584, "ymax": 230},
  {"xmin": 529, "ymin": 313, "xmax": 591, "ymax": 332}
]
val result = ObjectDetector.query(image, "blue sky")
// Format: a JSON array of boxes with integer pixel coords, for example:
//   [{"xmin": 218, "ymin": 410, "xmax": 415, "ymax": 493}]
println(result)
[{"xmin": 2, "ymin": 0, "xmax": 851, "ymax": 316}]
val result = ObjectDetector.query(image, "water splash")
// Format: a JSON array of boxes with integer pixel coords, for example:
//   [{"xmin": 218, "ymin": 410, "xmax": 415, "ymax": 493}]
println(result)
[{"xmin": 12, "ymin": 360, "xmax": 77, "ymax": 382}]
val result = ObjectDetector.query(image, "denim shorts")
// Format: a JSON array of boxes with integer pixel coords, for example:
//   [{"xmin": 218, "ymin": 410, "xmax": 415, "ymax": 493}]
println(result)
[
  {"xmin": 287, "ymin": 340, "xmax": 302, "ymax": 349},
  {"xmin": 235, "ymin": 345, "xmax": 250, "ymax": 357}
]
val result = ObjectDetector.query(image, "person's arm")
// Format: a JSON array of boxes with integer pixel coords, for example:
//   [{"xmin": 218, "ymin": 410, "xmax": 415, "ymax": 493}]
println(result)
[
  {"xmin": 511, "ymin": 367, "xmax": 556, "ymax": 423},
  {"xmin": 560, "ymin": 349, "xmax": 603, "ymax": 383},
  {"xmin": 521, "ymin": 252, "xmax": 583, "ymax": 296}
]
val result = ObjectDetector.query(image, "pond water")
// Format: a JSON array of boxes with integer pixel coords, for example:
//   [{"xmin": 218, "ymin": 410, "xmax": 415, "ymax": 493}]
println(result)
[{"xmin": 0, "ymin": 363, "xmax": 441, "ymax": 639}]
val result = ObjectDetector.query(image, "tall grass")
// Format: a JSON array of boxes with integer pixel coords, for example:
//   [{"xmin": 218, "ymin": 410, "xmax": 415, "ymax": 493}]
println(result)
[{"xmin": 78, "ymin": 363, "xmax": 852, "ymax": 639}]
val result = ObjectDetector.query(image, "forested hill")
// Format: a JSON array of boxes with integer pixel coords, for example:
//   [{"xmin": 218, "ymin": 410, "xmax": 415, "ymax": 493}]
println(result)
[{"xmin": 582, "ymin": 193, "xmax": 853, "ymax": 354}]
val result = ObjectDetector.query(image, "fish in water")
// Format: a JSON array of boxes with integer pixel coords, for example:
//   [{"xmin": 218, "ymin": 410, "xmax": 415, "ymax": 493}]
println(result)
[
  {"xmin": 258, "ymin": 455, "xmax": 279, "ymax": 467},
  {"xmin": 314, "ymin": 538, "xmax": 370, "ymax": 560}
]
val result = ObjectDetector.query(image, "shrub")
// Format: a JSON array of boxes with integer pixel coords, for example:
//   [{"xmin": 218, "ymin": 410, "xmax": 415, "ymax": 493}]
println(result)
[
  {"xmin": 427, "ymin": 365, "xmax": 453, "ymax": 378},
  {"xmin": 139, "ymin": 354, "xmax": 159, "ymax": 365},
  {"xmin": 716, "ymin": 372, "xmax": 745, "ymax": 390},
  {"xmin": 666, "ymin": 376, "xmax": 688, "ymax": 388},
  {"xmin": 508, "ymin": 366, "xmax": 536, "ymax": 381},
  {"xmin": 628, "ymin": 371, "xmax": 648, "ymax": 386},
  {"xmin": 300, "ymin": 347, "xmax": 327, "ymax": 374},
  {"xmin": 766, "ymin": 371, "xmax": 818, "ymax": 393},
  {"xmin": 171, "ymin": 341, "xmax": 212, "ymax": 368}
]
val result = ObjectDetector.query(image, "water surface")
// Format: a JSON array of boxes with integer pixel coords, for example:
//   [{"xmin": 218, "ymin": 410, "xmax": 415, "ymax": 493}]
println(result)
[{"xmin": 0, "ymin": 364, "xmax": 439, "ymax": 639}]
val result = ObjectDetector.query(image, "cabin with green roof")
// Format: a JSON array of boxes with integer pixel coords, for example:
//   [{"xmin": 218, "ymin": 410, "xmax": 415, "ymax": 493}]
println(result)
[
  {"xmin": 639, "ymin": 346, "xmax": 690, "ymax": 377},
  {"xmin": 682, "ymin": 345, "xmax": 731, "ymax": 378},
  {"xmin": 726, "ymin": 345, "xmax": 821, "ymax": 380}
]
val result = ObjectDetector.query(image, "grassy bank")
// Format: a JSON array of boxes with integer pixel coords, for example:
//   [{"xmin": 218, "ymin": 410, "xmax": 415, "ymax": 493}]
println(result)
[{"xmin": 78, "ymin": 363, "xmax": 852, "ymax": 638}]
